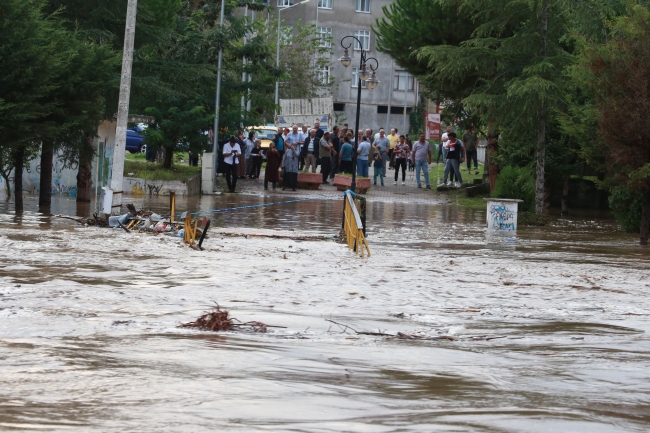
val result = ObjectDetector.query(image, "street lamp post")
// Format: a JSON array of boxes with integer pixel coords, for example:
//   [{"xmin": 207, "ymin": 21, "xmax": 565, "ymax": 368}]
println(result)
[
  {"xmin": 338, "ymin": 36, "xmax": 379, "ymax": 192},
  {"xmin": 275, "ymin": 0, "xmax": 311, "ymax": 118}
]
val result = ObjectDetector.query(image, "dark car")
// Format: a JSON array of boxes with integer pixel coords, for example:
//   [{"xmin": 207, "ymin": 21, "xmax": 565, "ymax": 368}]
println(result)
[{"xmin": 125, "ymin": 127, "xmax": 145, "ymax": 154}]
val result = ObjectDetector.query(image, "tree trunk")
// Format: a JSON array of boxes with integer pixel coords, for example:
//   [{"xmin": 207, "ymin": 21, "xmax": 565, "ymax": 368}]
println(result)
[
  {"xmin": 76, "ymin": 133, "xmax": 94, "ymax": 203},
  {"xmin": 163, "ymin": 145, "xmax": 174, "ymax": 169},
  {"xmin": 14, "ymin": 146, "xmax": 24, "ymax": 213},
  {"xmin": 561, "ymin": 174, "xmax": 570, "ymax": 216},
  {"xmin": 535, "ymin": 116, "xmax": 546, "ymax": 214},
  {"xmin": 535, "ymin": 1, "xmax": 548, "ymax": 215},
  {"xmin": 39, "ymin": 140, "xmax": 54, "ymax": 209},
  {"xmin": 640, "ymin": 190, "xmax": 650, "ymax": 246}
]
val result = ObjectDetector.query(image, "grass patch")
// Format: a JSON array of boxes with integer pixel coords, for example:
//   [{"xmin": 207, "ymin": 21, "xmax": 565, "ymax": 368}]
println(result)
[
  {"xmin": 429, "ymin": 162, "xmax": 484, "ymax": 185},
  {"xmin": 124, "ymin": 159, "xmax": 200, "ymax": 181}
]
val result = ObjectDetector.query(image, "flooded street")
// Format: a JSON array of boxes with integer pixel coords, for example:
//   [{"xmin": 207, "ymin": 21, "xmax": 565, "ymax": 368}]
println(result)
[{"xmin": 1, "ymin": 195, "xmax": 649, "ymax": 432}]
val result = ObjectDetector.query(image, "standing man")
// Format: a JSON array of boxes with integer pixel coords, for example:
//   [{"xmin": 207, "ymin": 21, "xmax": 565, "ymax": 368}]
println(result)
[
  {"xmin": 301, "ymin": 128, "xmax": 319, "ymax": 173},
  {"xmin": 319, "ymin": 131, "xmax": 333, "ymax": 184},
  {"xmin": 373, "ymin": 128, "xmax": 390, "ymax": 178},
  {"xmin": 338, "ymin": 136, "xmax": 354, "ymax": 174},
  {"xmin": 364, "ymin": 128, "xmax": 374, "ymax": 167},
  {"xmin": 443, "ymin": 132, "xmax": 464, "ymax": 187},
  {"xmin": 357, "ymin": 135, "xmax": 371, "ymax": 177},
  {"xmin": 313, "ymin": 119, "xmax": 324, "ymax": 141},
  {"xmin": 222, "ymin": 136, "xmax": 241, "ymax": 193},
  {"xmin": 463, "ymin": 127, "xmax": 479, "ymax": 175},
  {"xmin": 342, "ymin": 123, "xmax": 349, "ymax": 136},
  {"xmin": 273, "ymin": 127, "xmax": 285, "ymax": 159},
  {"xmin": 411, "ymin": 133, "xmax": 432, "ymax": 189},
  {"xmin": 387, "ymin": 128, "xmax": 399, "ymax": 169},
  {"xmin": 329, "ymin": 126, "xmax": 341, "ymax": 180},
  {"xmin": 285, "ymin": 125, "xmax": 304, "ymax": 156}
]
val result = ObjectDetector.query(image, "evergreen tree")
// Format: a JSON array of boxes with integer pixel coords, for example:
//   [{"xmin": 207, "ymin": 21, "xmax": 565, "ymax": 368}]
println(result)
[
  {"xmin": 416, "ymin": 0, "xmax": 587, "ymax": 213},
  {"xmin": 576, "ymin": 3, "xmax": 650, "ymax": 244},
  {"xmin": 0, "ymin": 0, "xmax": 76, "ymax": 212}
]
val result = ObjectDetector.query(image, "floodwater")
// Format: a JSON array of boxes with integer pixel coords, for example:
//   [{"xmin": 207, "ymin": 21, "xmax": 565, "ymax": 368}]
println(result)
[{"xmin": 1, "ymin": 194, "xmax": 649, "ymax": 432}]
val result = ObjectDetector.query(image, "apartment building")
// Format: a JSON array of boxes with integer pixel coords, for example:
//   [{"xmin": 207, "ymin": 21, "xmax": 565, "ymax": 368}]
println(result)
[{"xmin": 274, "ymin": 0, "xmax": 419, "ymax": 134}]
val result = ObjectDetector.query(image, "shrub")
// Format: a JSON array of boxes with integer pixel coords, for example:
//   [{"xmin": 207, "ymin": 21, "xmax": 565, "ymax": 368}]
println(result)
[
  {"xmin": 492, "ymin": 166, "xmax": 535, "ymax": 212},
  {"xmin": 608, "ymin": 188, "xmax": 645, "ymax": 233}
]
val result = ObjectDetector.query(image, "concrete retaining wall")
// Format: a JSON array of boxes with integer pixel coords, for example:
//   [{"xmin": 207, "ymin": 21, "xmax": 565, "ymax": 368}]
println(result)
[{"xmin": 122, "ymin": 174, "xmax": 201, "ymax": 196}]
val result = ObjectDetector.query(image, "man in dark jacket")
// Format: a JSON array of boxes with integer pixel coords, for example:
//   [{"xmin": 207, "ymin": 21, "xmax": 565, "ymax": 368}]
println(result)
[
  {"xmin": 301, "ymin": 129, "xmax": 319, "ymax": 173},
  {"xmin": 329, "ymin": 126, "xmax": 340, "ymax": 179}
]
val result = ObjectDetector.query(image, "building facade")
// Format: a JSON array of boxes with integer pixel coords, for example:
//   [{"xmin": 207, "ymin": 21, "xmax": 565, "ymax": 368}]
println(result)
[{"xmin": 274, "ymin": 0, "xmax": 420, "ymax": 135}]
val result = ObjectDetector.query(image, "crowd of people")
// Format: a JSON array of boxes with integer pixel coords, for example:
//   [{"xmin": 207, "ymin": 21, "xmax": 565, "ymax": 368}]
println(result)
[{"xmin": 219, "ymin": 119, "xmax": 480, "ymax": 193}]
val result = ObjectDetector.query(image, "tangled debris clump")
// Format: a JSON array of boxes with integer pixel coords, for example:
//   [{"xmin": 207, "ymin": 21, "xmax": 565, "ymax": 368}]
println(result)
[{"xmin": 179, "ymin": 303, "xmax": 278, "ymax": 333}]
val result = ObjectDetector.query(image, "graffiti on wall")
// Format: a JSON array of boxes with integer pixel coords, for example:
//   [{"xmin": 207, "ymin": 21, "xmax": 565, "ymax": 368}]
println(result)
[{"xmin": 489, "ymin": 204, "xmax": 516, "ymax": 231}]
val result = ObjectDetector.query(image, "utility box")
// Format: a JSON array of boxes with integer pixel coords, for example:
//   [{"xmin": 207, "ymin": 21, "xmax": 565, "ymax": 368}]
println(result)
[{"xmin": 484, "ymin": 198, "xmax": 523, "ymax": 231}]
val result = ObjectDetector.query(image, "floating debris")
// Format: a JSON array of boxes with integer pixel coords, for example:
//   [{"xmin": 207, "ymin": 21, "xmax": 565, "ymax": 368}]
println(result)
[{"xmin": 179, "ymin": 303, "xmax": 285, "ymax": 333}]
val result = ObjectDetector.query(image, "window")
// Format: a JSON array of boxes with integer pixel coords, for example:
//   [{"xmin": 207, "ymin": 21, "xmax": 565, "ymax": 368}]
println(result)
[
  {"xmin": 318, "ymin": 27, "xmax": 332, "ymax": 48},
  {"xmin": 278, "ymin": 0, "xmax": 293, "ymax": 6},
  {"xmin": 356, "ymin": 0, "xmax": 370, "ymax": 13},
  {"xmin": 317, "ymin": 66, "xmax": 330, "ymax": 85},
  {"xmin": 333, "ymin": 102, "xmax": 346, "ymax": 111},
  {"xmin": 394, "ymin": 72, "xmax": 414, "ymax": 91},
  {"xmin": 377, "ymin": 106, "xmax": 414, "ymax": 114},
  {"xmin": 318, "ymin": 0, "xmax": 332, "ymax": 8},
  {"xmin": 281, "ymin": 25, "xmax": 293, "ymax": 45},
  {"xmin": 351, "ymin": 68, "xmax": 367, "ymax": 88},
  {"xmin": 353, "ymin": 30, "xmax": 370, "ymax": 51}
]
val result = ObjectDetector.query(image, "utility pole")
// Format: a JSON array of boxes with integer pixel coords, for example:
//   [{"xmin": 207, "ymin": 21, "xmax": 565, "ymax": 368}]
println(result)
[
  {"xmin": 109, "ymin": 0, "xmax": 138, "ymax": 214},
  {"xmin": 241, "ymin": 5, "xmax": 248, "ymax": 127},
  {"xmin": 212, "ymin": 0, "xmax": 226, "ymax": 192}
]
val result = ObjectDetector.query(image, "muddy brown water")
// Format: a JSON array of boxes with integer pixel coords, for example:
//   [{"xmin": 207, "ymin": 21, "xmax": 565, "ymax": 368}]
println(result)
[{"xmin": 0, "ymin": 194, "xmax": 649, "ymax": 432}]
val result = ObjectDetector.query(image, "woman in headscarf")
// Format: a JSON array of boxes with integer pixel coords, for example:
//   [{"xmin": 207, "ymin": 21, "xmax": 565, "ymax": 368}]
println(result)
[
  {"xmin": 282, "ymin": 140, "xmax": 300, "ymax": 191},
  {"xmin": 264, "ymin": 142, "xmax": 281, "ymax": 190}
]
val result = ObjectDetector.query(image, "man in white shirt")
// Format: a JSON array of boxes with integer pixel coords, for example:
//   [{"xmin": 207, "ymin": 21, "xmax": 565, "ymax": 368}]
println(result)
[
  {"xmin": 222, "ymin": 136, "xmax": 241, "ymax": 193},
  {"xmin": 285, "ymin": 125, "xmax": 304, "ymax": 152}
]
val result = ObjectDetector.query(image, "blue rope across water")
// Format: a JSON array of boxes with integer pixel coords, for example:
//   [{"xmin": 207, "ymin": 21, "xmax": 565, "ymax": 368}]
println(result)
[{"xmin": 175, "ymin": 194, "xmax": 343, "ymax": 217}]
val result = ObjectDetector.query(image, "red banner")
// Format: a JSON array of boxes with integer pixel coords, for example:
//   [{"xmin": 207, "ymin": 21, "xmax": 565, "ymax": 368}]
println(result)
[{"xmin": 425, "ymin": 112, "xmax": 441, "ymax": 140}]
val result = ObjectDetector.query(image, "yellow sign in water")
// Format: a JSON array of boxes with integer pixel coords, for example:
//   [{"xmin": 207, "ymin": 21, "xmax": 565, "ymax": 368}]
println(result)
[{"xmin": 343, "ymin": 192, "xmax": 370, "ymax": 258}]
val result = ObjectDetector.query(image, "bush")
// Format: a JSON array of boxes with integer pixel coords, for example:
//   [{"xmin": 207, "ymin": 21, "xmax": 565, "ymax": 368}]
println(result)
[
  {"xmin": 609, "ymin": 188, "xmax": 644, "ymax": 233},
  {"xmin": 492, "ymin": 166, "xmax": 536, "ymax": 212}
]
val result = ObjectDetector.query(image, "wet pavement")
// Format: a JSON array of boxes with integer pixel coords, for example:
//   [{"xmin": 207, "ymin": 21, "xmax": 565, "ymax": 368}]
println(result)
[{"xmin": 0, "ymin": 194, "xmax": 649, "ymax": 432}]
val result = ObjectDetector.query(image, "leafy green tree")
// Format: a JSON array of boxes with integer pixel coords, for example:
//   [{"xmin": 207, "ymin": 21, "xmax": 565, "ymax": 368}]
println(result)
[{"xmin": 278, "ymin": 21, "xmax": 333, "ymax": 100}]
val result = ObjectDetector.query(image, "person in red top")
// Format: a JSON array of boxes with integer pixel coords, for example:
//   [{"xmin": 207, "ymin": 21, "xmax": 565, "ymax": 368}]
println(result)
[{"xmin": 393, "ymin": 135, "xmax": 410, "ymax": 185}]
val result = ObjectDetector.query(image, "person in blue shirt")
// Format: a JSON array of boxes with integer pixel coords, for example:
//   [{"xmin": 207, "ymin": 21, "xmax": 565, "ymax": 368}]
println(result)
[
  {"xmin": 356, "ymin": 136, "xmax": 371, "ymax": 177},
  {"xmin": 272, "ymin": 128, "xmax": 285, "ymax": 158},
  {"xmin": 338, "ymin": 137, "xmax": 354, "ymax": 174}
]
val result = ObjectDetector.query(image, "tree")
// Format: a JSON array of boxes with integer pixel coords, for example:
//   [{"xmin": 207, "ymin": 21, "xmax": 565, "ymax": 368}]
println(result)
[
  {"xmin": 578, "ymin": 3, "xmax": 650, "ymax": 244},
  {"xmin": 277, "ymin": 21, "xmax": 333, "ymax": 100},
  {"xmin": 0, "ymin": 0, "xmax": 75, "ymax": 212},
  {"xmin": 374, "ymin": 0, "xmax": 475, "ymax": 102},
  {"xmin": 415, "ymin": 0, "xmax": 584, "ymax": 214}
]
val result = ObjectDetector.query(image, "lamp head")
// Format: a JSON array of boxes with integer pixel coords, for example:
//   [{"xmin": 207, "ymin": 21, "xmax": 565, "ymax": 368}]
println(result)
[
  {"xmin": 339, "ymin": 49, "xmax": 352, "ymax": 68},
  {"xmin": 366, "ymin": 71, "xmax": 379, "ymax": 90},
  {"xmin": 359, "ymin": 65, "xmax": 371, "ymax": 81}
]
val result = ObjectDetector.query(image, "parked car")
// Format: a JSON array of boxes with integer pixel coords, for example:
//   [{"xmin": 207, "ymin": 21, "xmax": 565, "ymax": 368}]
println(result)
[
  {"xmin": 247, "ymin": 125, "xmax": 278, "ymax": 151},
  {"xmin": 125, "ymin": 127, "xmax": 145, "ymax": 154}
]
